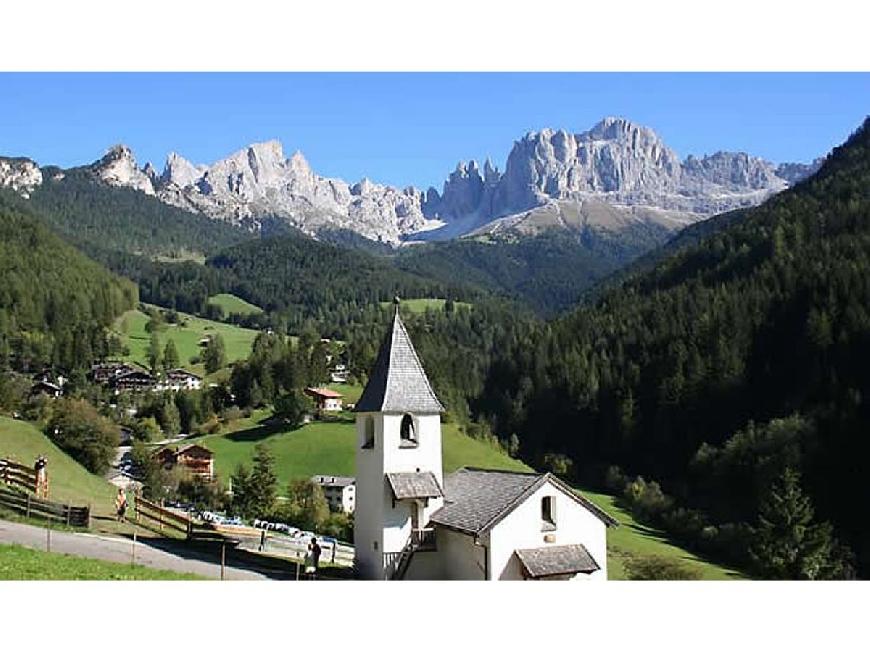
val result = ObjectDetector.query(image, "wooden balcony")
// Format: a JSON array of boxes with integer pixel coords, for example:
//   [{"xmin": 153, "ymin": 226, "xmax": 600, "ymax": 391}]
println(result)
[{"xmin": 411, "ymin": 527, "xmax": 436, "ymax": 551}]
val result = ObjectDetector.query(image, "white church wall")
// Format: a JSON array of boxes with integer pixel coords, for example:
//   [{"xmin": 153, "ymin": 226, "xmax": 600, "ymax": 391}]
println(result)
[
  {"xmin": 354, "ymin": 412, "xmax": 386, "ymax": 578},
  {"xmin": 488, "ymin": 480, "xmax": 608, "ymax": 581},
  {"xmin": 436, "ymin": 527, "xmax": 487, "ymax": 580},
  {"xmin": 355, "ymin": 411, "xmax": 445, "ymax": 579}
]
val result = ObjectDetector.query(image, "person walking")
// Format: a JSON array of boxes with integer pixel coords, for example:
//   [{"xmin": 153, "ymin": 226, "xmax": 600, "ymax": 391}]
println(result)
[
  {"xmin": 115, "ymin": 487, "xmax": 128, "ymax": 523},
  {"xmin": 305, "ymin": 536, "xmax": 322, "ymax": 579}
]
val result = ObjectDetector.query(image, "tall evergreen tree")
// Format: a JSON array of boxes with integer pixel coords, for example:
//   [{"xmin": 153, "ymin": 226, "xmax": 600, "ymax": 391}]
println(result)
[
  {"xmin": 204, "ymin": 334, "xmax": 226, "ymax": 374},
  {"xmin": 163, "ymin": 338, "xmax": 180, "ymax": 370},
  {"xmin": 750, "ymin": 468, "xmax": 842, "ymax": 580},
  {"xmin": 249, "ymin": 443, "xmax": 278, "ymax": 517},
  {"xmin": 148, "ymin": 332, "xmax": 162, "ymax": 374}
]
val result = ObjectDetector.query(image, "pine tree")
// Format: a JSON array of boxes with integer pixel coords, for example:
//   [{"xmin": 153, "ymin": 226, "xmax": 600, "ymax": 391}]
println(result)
[
  {"xmin": 249, "ymin": 443, "xmax": 278, "ymax": 518},
  {"xmin": 204, "ymin": 334, "xmax": 226, "ymax": 374},
  {"xmin": 750, "ymin": 468, "xmax": 841, "ymax": 579},
  {"xmin": 148, "ymin": 332, "xmax": 162, "ymax": 374},
  {"xmin": 163, "ymin": 338, "xmax": 180, "ymax": 370}
]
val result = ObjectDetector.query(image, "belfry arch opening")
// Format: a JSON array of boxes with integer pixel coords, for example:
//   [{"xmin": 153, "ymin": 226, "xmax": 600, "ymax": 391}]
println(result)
[{"xmin": 400, "ymin": 413, "xmax": 417, "ymax": 447}]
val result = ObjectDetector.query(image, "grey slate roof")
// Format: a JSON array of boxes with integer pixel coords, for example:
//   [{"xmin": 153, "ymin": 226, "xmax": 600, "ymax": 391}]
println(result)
[
  {"xmin": 429, "ymin": 468, "xmax": 618, "ymax": 536},
  {"xmin": 311, "ymin": 475, "xmax": 355, "ymax": 488},
  {"xmin": 515, "ymin": 544, "xmax": 600, "ymax": 578},
  {"xmin": 387, "ymin": 472, "xmax": 443, "ymax": 500},
  {"xmin": 429, "ymin": 468, "xmax": 541, "ymax": 535},
  {"xmin": 354, "ymin": 309, "xmax": 445, "ymax": 414}
]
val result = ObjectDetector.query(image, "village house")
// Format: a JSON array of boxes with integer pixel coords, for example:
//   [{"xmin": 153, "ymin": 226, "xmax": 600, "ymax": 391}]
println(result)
[
  {"xmin": 111, "ymin": 369, "xmax": 156, "ymax": 393},
  {"xmin": 311, "ymin": 475, "xmax": 356, "ymax": 513},
  {"xmin": 30, "ymin": 379, "xmax": 63, "ymax": 399},
  {"xmin": 330, "ymin": 363, "xmax": 349, "ymax": 384},
  {"xmin": 305, "ymin": 387, "xmax": 343, "ymax": 412},
  {"xmin": 354, "ymin": 304, "xmax": 618, "ymax": 581},
  {"xmin": 154, "ymin": 444, "xmax": 215, "ymax": 480},
  {"xmin": 90, "ymin": 361, "xmax": 137, "ymax": 384},
  {"xmin": 156, "ymin": 368, "xmax": 203, "ymax": 392}
]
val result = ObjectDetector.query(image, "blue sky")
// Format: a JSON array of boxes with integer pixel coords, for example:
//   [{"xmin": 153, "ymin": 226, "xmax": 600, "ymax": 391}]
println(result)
[{"xmin": 0, "ymin": 73, "xmax": 867, "ymax": 190}]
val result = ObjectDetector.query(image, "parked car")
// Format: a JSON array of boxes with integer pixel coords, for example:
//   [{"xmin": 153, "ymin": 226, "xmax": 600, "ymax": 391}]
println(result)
[{"xmin": 223, "ymin": 516, "xmax": 243, "ymax": 526}]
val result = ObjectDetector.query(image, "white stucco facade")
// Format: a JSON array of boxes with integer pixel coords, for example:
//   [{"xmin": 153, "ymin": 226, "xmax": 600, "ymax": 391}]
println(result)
[
  {"xmin": 354, "ymin": 411, "xmax": 444, "ymax": 579},
  {"xmin": 488, "ymin": 481, "xmax": 608, "ymax": 580}
]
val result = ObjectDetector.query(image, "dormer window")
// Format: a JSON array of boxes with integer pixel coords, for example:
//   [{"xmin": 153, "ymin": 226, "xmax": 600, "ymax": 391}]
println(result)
[
  {"xmin": 400, "ymin": 414, "xmax": 417, "ymax": 448},
  {"xmin": 362, "ymin": 416, "xmax": 375, "ymax": 449},
  {"xmin": 541, "ymin": 496, "xmax": 556, "ymax": 531}
]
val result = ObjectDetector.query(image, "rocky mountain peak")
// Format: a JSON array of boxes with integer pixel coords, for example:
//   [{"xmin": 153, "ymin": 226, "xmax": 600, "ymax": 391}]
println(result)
[
  {"xmin": 0, "ymin": 156, "xmax": 43, "ymax": 198},
  {"xmin": 162, "ymin": 152, "xmax": 204, "ymax": 188},
  {"xmin": 92, "ymin": 144, "xmax": 155, "ymax": 196}
]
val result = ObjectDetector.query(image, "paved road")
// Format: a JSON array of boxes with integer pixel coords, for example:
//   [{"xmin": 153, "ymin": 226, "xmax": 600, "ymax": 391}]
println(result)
[{"xmin": 0, "ymin": 518, "xmax": 273, "ymax": 580}]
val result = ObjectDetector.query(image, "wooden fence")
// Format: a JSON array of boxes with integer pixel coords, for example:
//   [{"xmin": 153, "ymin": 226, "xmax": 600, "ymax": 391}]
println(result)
[
  {"xmin": 0, "ymin": 458, "xmax": 37, "ymax": 493},
  {"xmin": 132, "ymin": 495, "xmax": 240, "ymax": 544},
  {"xmin": 0, "ymin": 486, "xmax": 90, "ymax": 527},
  {"xmin": 133, "ymin": 495, "xmax": 197, "ymax": 537}
]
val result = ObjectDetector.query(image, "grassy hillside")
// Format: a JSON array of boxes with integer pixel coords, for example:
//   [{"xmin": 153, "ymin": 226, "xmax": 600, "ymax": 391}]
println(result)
[
  {"xmin": 0, "ymin": 543, "xmax": 205, "ymax": 580},
  {"xmin": 580, "ymin": 488, "xmax": 743, "ymax": 580},
  {"xmin": 0, "ymin": 417, "xmax": 116, "ymax": 510},
  {"xmin": 208, "ymin": 293, "xmax": 263, "ymax": 317},
  {"xmin": 188, "ymin": 413, "xmax": 530, "ymax": 490},
  {"xmin": 113, "ymin": 308, "xmax": 259, "ymax": 375}
]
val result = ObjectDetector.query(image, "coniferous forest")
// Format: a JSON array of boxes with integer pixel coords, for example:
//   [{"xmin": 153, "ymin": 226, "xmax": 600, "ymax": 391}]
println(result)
[{"xmin": 0, "ymin": 194, "xmax": 137, "ymax": 372}]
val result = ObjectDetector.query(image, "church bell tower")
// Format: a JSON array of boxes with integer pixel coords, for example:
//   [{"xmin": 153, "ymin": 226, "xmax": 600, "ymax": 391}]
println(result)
[{"xmin": 354, "ymin": 301, "xmax": 445, "ymax": 579}]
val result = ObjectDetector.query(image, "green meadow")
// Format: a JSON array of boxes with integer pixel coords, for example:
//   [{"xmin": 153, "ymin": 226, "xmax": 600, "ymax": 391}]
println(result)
[
  {"xmin": 207, "ymin": 293, "xmax": 264, "ymax": 317},
  {"xmin": 0, "ymin": 544, "xmax": 206, "ymax": 580},
  {"xmin": 113, "ymin": 308, "xmax": 260, "ymax": 375}
]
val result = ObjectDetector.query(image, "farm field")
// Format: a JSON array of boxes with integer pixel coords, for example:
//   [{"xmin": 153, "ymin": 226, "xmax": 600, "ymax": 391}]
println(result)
[
  {"xmin": 379, "ymin": 298, "xmax": 472, "ymax": 314},
  {"xmin": 113, "ymin": 307, "xmax": 260, "ymax": 375},
  {"xmin": 0, "ymin": 543, "xmax": 205, "ymax": 580},
  {"xmin": 207, "ymin": 293, "xmax": 263, "ymax": 317}
]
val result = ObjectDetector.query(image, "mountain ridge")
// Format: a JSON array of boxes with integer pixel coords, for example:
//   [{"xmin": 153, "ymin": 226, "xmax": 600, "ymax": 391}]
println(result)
[{"xmin": 0, "ymin": 117, "xmax": 822, "ymax": 245}]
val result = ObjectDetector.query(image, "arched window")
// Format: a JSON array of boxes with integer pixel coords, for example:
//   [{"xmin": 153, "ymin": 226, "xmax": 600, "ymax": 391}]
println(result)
[
  {"xmin": 400, "ymin": 414, "xmax": 417, "ymax": 447},
  {"xmin": 362, "ymin": 416, "xmax": 375, "ymax": 449}
]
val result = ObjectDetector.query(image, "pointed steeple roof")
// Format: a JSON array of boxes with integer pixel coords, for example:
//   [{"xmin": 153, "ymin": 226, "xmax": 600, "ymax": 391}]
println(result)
[{"xmin": 355, "ymin": 304, "xmax": 445, "ymax": 414}]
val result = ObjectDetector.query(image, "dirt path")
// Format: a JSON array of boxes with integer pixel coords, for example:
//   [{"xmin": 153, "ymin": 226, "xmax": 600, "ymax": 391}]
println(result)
[{"xmin": 0, "ymin": 518, "xmax": 274, "ymax": 580}]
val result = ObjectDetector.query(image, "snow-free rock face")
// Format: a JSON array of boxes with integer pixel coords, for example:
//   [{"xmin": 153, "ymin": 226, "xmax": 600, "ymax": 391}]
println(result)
[
  {"xmin": 153, "ymin": 141, "xmax": 438, "ymax": 243},
  {"xmin": 775, "ymin": 158, "xmax": 825, "ymax": 186},
  {"xmin": 92, "ymin": 145, "xmax": 156, "ymax": 196},
  {"xmin": 0, "ymin": 157, "xmax": 43, "ymax": 198},
  {"xmin": 416, "ymin": 117, "xmax": 816, "ymax": 241}
]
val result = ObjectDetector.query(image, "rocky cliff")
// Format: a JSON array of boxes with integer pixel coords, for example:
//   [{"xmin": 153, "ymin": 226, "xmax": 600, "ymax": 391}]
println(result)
[{"xmin": 0, "ymin": 156, "xmax": 43, "ymax": 198}]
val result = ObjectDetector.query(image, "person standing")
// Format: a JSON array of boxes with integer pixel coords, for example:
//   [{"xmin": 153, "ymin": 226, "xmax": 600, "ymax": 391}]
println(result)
[
  {"xmin": 305, "ymin": 537, "xmax": 322, "ymax": 579},
  {"xmin": 115, "ymin": 487, "xmax": 128, "ymax": 523},
  {"xmin": 34, "ymin": 456, "xmax": 48, "ymax": 498}
]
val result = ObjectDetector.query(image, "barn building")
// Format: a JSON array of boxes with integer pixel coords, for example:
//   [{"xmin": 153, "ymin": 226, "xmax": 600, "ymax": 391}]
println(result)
[{"xmin": 353, "ymin": 304, "xmax": 617, "ymax": 581}]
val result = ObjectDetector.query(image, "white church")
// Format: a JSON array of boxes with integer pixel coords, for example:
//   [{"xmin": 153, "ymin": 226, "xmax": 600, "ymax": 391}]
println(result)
[{"xmin": 353, "ymin": 305, "xmax": 618, "ymax": 580}]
